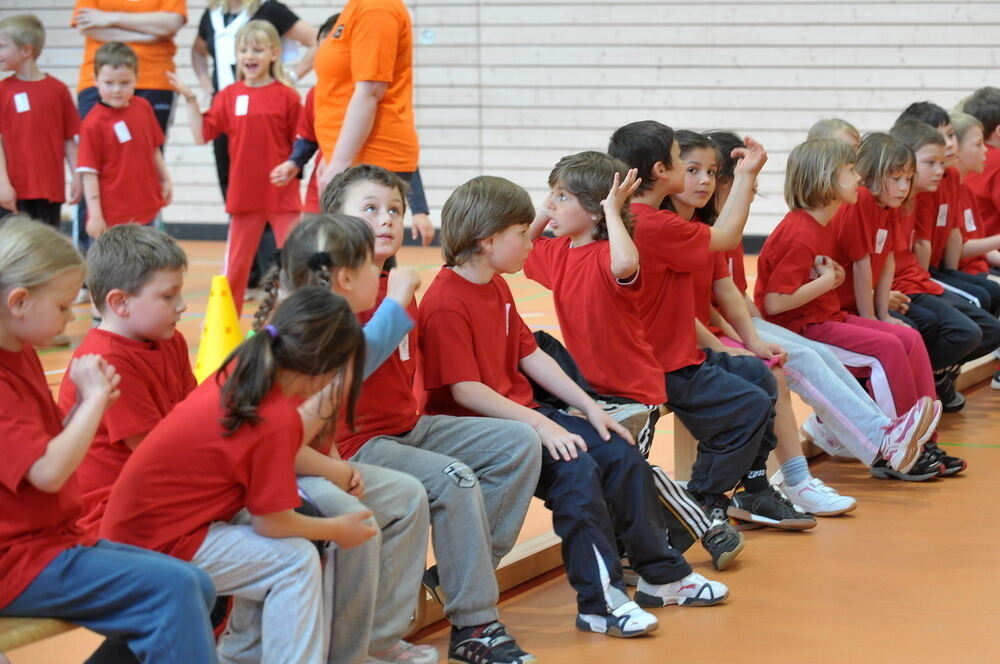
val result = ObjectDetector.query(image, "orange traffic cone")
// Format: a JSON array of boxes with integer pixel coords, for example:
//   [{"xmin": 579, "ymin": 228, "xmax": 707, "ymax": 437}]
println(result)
[{"xmin": 194, "ymin": 275, "xmax": 243, "ymax": 383}]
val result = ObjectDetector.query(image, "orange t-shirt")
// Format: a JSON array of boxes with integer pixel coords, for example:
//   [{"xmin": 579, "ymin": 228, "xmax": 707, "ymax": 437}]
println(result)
[
  {"xmin": 73, "ymin": 0, "xmax": 187, "ymax": 92},
  {"xmin": 312, "ymin": 0, "xmax": 418, "ymax": 172}
]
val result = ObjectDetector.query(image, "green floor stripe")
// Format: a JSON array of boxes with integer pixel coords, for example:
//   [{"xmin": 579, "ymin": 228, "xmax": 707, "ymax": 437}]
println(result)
[{"xmin": 938, "ymin": 441, "xmax": 1000, "ymax": 449}]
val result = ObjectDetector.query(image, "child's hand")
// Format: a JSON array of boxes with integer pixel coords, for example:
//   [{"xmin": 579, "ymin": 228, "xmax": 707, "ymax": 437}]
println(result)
[
  {"xmin": 411, "ymin": 213, "xmax": 436, "ymax": 246},
  {"xmin": 535, "ymin": 419, "xmax": 588, "ymax": 461},
  {"xmin": 813, "ymin": 255, "xmax": 844, "ymax": 287},
  {"xmin": 347, "ymin": 464, "xmax": 365, "ymax": 498},
  {"xmin": 160, "ymin": 178, "xmax": 173, "ymax": 206},
  {"xmin": 269, "ymin": 161, "xmax": 300, "ymax": 187},
  {"xmin": 721, "ymin": 345, "xmax": 756, "ymax": 358},
  {"xmin": 533, "ymin": 201, "xmax": 552, "ymax": 229},
  {"xmin": 386, "ymin": 266, "xmax": 421, "ymax": 308},
  {"xmin": 68, "ymin": 174, "xmax": 82, "ymax": 205},
  {"xmin": 731, "ymin": 135, "xmax": 768, "ymax": 176},
  {"xmin": 328, "ymin": 510, "xmax": 377, "ymax": 549},
  {"xmin": 70, "ymin": 355, "xmax": 120, "ymax": 405},
  {"xmin": 166, "ymin": 71, "xmax": 194, "ymax": 101},
  {"xmin": 600, "ymin": 168, "xmax": 641, "ymax": 213},
  {"xmin": 746, "ymin": 340, "xmax": 787, "ymax": 365},
  {"xmin": 0, "ymin": 181, "xmax": 16, "ymax": 211},
  {"xmin": 888, "ymin": 290, "xmax": 911, "ymax": 314},
  {"xmin": 86, "ymin": 213, "xmax": 107, "ymax": 239},
  {"xmin": 583, "ymin": 403, "xmax": 635, "ymax": 445}
]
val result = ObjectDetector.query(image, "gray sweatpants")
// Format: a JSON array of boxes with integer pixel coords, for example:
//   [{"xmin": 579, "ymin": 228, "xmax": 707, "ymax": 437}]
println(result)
[
  {"xmin": 353, "ymin": 414, "xmax": 542, "ymax": 628},
  {"xmin": 191, "ymin": 513, "xmax": 326, "ymax": 664}
]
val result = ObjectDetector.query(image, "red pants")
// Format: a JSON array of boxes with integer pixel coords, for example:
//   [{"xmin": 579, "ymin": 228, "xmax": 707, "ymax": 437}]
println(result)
[
  {"xmin": 801, "ymin": 315, "xmax": 935, "ymax": 419},
  {"xmin": 224, "ymin": 210, "xmax": 300, "ymax": 315}
]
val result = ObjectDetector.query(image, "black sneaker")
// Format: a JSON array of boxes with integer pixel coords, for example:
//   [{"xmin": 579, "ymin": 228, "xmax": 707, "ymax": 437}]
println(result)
[
  {"xmin": 924, "ymin": 442, "xmax": 967, "ymax": 476},
  {"xmin": 423, "ymin": 565, "xmax": 446, "ymax": 605},
  {"xmin": 727, "ymin": 486, "xmax": 817, "ymax": 530},
  {"xmin": 870, "ymin": 451, "xmax": 941, "ymax": 481},
  {"xmin": 701, "ymin": 520, "xmax": 744, "ymax": 570},
  {"xmin": 941, "ymin": 390, "xmax": 966, "ymax": 413},
  {"xmin": 449, "ymin": 622, "xmax": 535, "ymax": 664}
]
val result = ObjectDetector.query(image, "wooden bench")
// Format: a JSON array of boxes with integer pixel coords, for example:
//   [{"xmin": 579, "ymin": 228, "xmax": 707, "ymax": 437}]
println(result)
[{"xmin": 0, "ymin": 617, "xmax": 75, "ymax": 654}]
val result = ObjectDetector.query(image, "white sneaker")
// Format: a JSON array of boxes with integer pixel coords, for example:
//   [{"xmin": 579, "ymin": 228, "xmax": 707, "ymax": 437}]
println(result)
[
  {"xmin": 800, "ymin": 414, "xmax": 850, "ymax": 458},
  {"xmin": 634, "ymin": 572, "xmax": 729, "ymax": 607},
  {"xmin": 576, "ymin": 600, "xmax": 658, "ymax": 638},
  {"xmin": 368, "ymin": 640, "xmax": 439, "ymax": 664},
  {"xmin": 776, "ymin": 476, "xmax": 857, "ymax": 516}
]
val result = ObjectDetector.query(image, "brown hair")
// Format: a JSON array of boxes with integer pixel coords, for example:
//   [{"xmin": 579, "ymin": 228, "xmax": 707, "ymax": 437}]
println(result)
[
  {"xmin": 950, "ymin": 111, "xmax": 984, "ymax": 144},
  {"xmin": 855, "ymin": 133, "xmax": 915, "ymax": 199},
  {"xmin": 548, "ymin": 151, "xmax": 634, "ymax": 239},
  {"xmin": 784, "ymin": 139, "xmax": 857, "ymax": 210},
  {"xmin": 440, "ymin": 176, "xmax": 534, "ymax": 267},
  {"xmin": 889, "ymin": 119, "xmax": 946, "ymax": 153},
  {"xmin": 0, "ymin": 14, "xmax": 44, "ymax": 58},
  {"xmin": 320, "ymin": 164, "xmax": 408, "ymax": 216},
  {"xmin": 94, "ymin": 41, "xmax": 138, "ymax": 76},
  {"xmin": 963, "ymin": 87, "xmax": 1000, "ymax": 139},
  {"xmin": 86, "ymin": 224, "xmax": 187, "ymax": 314},
  {"xmin": 806, "ymin": 118, "xmax": 861, "ymax": 145}
]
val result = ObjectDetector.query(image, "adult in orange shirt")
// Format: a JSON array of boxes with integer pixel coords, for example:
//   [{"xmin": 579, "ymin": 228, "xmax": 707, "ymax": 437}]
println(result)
[{"xmin": 313, "ymin": 0, "xmax": 434, "ymax": 245}]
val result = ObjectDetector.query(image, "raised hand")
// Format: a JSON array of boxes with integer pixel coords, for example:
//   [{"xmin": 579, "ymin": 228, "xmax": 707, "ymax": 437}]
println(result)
[
  {"xmin": 600, "ymin": 168, "xmax": 642, "ymax": 213},
  {"xmin": 732, "ymin": 135, "xmax": 768, "ymax": 176}
]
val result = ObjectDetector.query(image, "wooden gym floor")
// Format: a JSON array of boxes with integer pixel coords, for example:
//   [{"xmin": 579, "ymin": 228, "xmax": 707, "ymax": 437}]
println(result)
[{"xmin": 8, "ymin": 243, "xmax": 999, "ymax": 663}]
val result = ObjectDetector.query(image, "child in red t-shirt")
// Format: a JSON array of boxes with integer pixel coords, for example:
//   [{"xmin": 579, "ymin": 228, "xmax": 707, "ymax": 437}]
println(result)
[
  {"xmin": 0, "ymin": 15, "xmax": 80, "ymax": 228},
  {"xmin": 0, "ymin": 217, "xmax": 217, "ymax": 662},
  {"xmin": 420, "ymin": 175, "xmax": 730, "ymax": 641},
  {"xmin": 963, "ymin": 87, "xmax": 1000, "ymax": 239},
  {"xmin": 950, "ymin": 112, "xmax": 1000, "ymax": 277},
  {"xmin": 103, "ymin": 286, "xmax": 377, "ymax": 664},
  {"xmin": 756, "ymin": 138, "xmax": 950, "ymax": 480},
  {"xmin": 171, "ymin": 20, "xmax": 303, "ymax": 312},
  {"xmin": 77, "ymin": 42, "xmax": 170, "ymax": 239},
  {"xmin": 56, "ymin": 225, "xmax": 193, "ymax": 538}
]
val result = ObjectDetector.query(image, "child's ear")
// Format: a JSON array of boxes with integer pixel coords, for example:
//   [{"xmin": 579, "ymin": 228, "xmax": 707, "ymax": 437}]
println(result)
[
  {"xmin": 651, "ymin": 160, "xmax": 671, "ymax": 179},
  {"xmin": 331, "ymin": 266, "xmax": 353, "ymax": 294},
  {"xmin": 5, "ymin": 287, "xmax": 29, "ymax": 318},
  {"xmin": 105, "ymin": 289, "xmax": 130, "ymax": 318}
]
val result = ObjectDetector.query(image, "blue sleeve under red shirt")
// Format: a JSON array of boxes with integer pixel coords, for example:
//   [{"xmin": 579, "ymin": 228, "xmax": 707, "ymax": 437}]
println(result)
[
  {"xmin": 419, "ymin": 268, "xmax": 538, "ymax": 416},
  {"xmin": 0, "ymin": 75, "xmax": 79, "ymax": 203},
  {"xmin": 202, "ymin": 80, "xmax": 302, "ymax": 215},
  {"xmin": 629, "ymin": 203, "xmax": 712, "ymax": 375},
  {"xmin": 57, "ymin": 329, "xmax": 196, "ymax": 539},
  {"xmin": 0, "ymin": 345, "xmax": 89, "ymax": 609},
  {"xmin": 523, "ymin": 235, "xmax": 666, "ymax": 405},
  {"xmin": 831, "ymin": 187, "xmax": 896, "ymax": 314},
  {"xmin": 76, "ymin": 96, "xmax": 165, "ymax": 226},
  {"xmin": 101, "ymin": 377, "xmax": 303, "ymax": 561},
  {"xmin": 754, "ymin": 208, "xmax": 848, "ymax": 334}
]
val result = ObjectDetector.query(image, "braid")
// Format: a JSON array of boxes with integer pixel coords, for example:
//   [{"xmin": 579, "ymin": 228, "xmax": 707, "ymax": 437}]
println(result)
[
  {"xmin": 252, "ymin": 262, "xmax": 282, "ymax": 332},
  {"xmin": 308, "ymin": 251, "xmax": 333, "ymax": 288}
]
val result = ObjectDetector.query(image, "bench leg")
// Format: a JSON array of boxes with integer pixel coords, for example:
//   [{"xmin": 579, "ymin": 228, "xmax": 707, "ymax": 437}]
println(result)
[{"xmin": 672, "ymin": 417, "xmax": 699, "ymax": 483}]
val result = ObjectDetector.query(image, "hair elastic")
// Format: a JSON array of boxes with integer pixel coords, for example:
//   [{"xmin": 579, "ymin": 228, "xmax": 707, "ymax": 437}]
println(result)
[
  {"xmin": 264, "ymin": 324, "xmax": 279, "ymax": 339},
  {"xmin": 307, "ymin": 251, "xmax": 333, "ymax": 272}
]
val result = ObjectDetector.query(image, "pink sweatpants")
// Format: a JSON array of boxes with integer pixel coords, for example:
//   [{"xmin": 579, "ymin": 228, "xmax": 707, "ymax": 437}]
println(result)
[{"xmin": 224, "ymin": 210, "xmax": 301, "ymax": 315}]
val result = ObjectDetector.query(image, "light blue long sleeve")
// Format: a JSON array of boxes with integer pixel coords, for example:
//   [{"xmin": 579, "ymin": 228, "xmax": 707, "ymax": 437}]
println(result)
[{"xmin": 362, "ymin": 298, "xmax": 414, "ymax": 379}]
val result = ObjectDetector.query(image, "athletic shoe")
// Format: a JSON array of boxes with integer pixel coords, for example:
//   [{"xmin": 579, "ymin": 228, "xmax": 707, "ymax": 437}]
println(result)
[
  {"xmin": 422, "ymin": 566, "xmax": 446, "ymax": 606},
  {"xmin": 941, "ymin": 390, "xmax": 966, "ymax": 413},
  {"xmin": 924, "ymin": 442, "xmax": 967, "ymax": 476},
  {"xmin": 800, "ymin": 414, "xmax": 849, "ymax": 458},
  {"xmin": 449, "ymin": 622, "xmax": 535, "ymax": 664},
  {"xmin": 576, "ymin": 601, "xmax": 658, "ymax": 638},
  {"xmin": 776, "ymin": 476, "xmax": 857, "ymax": 516},
  {"xmin": 700, "ymin": 520, "xmax": 744, "ymax": 571},
  {"xmin": 992, "ymin": 369, "xmax": 1000, "ymax": 390},
  {"xmin": 368, "ymin": 641, "xmax": 439, "ymax": 664},
  {"xmin": 634, "ymin": 572, "xmax": 729, "ymax": 607},
  {"xmin": 879, "ymin": 396, "xmax": 935, "ymax": 473},
  {"xmin": 727, "ymin": 486, "xmax": 817, "ymax": 530},
  {"xmin": 870, "ymin": 451, "xmax": 941, "ymax": 482}
]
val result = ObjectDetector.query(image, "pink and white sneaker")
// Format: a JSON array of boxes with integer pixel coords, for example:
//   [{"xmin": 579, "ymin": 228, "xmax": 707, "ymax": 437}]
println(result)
[{"xmin": 879, "ymin": 396, "xmax": 936, "ymax": 473}]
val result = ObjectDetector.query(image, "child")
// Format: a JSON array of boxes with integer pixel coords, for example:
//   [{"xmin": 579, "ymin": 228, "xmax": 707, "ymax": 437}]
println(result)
[
  {"xmin": 524, "ymin": 150, "xmax": 745, "ymax": 567},
  {"xmin": 755, "ymin": 138, "xmax": 945, "ymax": 480},
  {"xmin": 103, "ymin": 286, "xmax": 378, "ymax": 664},
  {"xmin": 171, "ymin": 20, "xmax": 303, "ymax": 312},
  {"xmin": 420, "ymin": 175, "xmax": 729, "ymax": 641},
  {"xmin": 807, "ymin": 117, "xmax": 861, "ymax": 151},
  {"xmin": 663, "ymin": 130, "xmax": 855, "ymax": 516},
  {"xmin": 962, "ymin": 86, "xmax": 1000, "ymax": 239},
  {"xmin": 0, "ymin": 14, "xmax": 80, "ymax": 227},
  {"xmin": 318, "ymin": 165, "xmax": 541, "ymax": 664},
  {"xmin": 608, "ymin": 121, "xmax": 810, "ymax": 529},
  {"xmin": 0, "ymin": 216, "xmax": 218, "ymax": 663},
  {"xmin": 76, "ymin": 42, "xmax": 171, "ymax": 239},
  {"xmin": 56, "ymin": 224, "xmax": 191, "ymax": 538},
  {"xmin": 949, "ymin": 112, "xmax": 1000, "ymax": 281}
]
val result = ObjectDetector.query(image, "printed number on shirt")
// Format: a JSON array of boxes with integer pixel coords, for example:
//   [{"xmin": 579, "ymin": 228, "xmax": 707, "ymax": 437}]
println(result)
[
  {"xmin": 13, "ymin": 92, "xmax": 29, "ymax": 113},
  {"xmin": 874, "ymin": 228, "xmax": 889, "ymax": 254},
  {"xmin": 965, "ymin": 208, "xmax": 977, "ymax": 233},
  {"xmin": 398, "ymin": 334, "xmax": 410, "ymax": 362},
  {"xmin": 235, "ymin": 94, "xmax": 250, "ymax": 116},
  {"xmin": 936, "ymin": 204, "xmax": 949, "ymax": 227},
  {"xmin": 113, "ymin": 121, "xmax": 132, "ymax": 143}
]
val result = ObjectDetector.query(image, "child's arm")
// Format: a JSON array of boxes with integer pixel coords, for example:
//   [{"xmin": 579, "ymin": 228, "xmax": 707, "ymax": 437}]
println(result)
[
  {"xmin": 708, "ymin": 137, "xmax": 768, "ymax": 251},
  {"xmin": 153, "ymin": 148, "xmax": 172, "ymax": 206},
  {"xmin": 763, "ymin": 256, "xmax": 843, "ymax": 315},
  {"xmin": 81, "ymin": 172, "xmax": 106, "ymax": 238},
  {"xmin": 713, "ymin": 277, "xmax": 787, "ymax": 363},
  {"xmin": 27, "ymin": 356, "xmax": 120, "ymax": 493},
  {"xmin": 962, "ymin": 234, "xmax": 1000, "ymax": 259},
  {"xmin": 742, "ymin": 292, "xmax": 763, "ymax": 318},
  {"xmin": 851, "ymin": 256, "xmax": 876, "ymax": 319},
  {"xmin": 873, "ymin": 253, "xmax": 908, "ymax": 325},
  {"xmin": 695, "ymin": 318, "xmax": 730, "ymax": 352},
  {"xmin": 252, "ymin": 508, "xmax": 376, "ymax": 548},
  {"xmin": 603, "ymin": 169, "xmax": 641, "ymax": 278},
  {"xmin": 941, "ymin": 228, "xmax": 963, "ymax": 270},
  {"xmin": 64, "ymin": 139, "xmax": 81, "ymax": 205},
  {"xmin": 913, "ymin": 238, "xmax": 932, "ymax": 270},
  {"xmin": 294, "ymin": 445, "xmax": 355, "ymax": 494},
  {"xmin": 167, "ymin": 73, "xmax": 206, "ymax": 144},
  {"xmin": 528, "ymin": 202, "xmax": 552, "ymax": 240},
  {"xmin": 0, "ymin": 137, "xmax": 16, "ymax": 211}
]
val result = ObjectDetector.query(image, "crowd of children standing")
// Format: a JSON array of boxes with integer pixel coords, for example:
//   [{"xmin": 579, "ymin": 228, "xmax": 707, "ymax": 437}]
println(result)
[{"xmin": 4, "ymin": 6, "xmax": 1000, "ymax": 664}]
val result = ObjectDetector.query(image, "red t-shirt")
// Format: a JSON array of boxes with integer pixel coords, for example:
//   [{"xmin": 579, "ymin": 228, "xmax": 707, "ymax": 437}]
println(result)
[
  {"xmin": 630, "ymin": 203, "xmax": 712, "ymax": 374},
  {"xmin": 892, "ymin": 207, "xmax": 944, "ymax": 295},
  {"xmin": 202, "ymin": 81, "xmax": 302, "ymax": 214},
  {"xmin": 0, "ymin": 75, "xmax": 79, "ymax": 203},
  {"xmin": 419, "ymin": 268, "xmax": 538, "ymax": 416},
  {"xmin": 754, "ymin": 209, "xmax": 847, "ymax": 334},
  {"xmin": 956, "ymin": 183, "xmax": 991, "ymax": 274},
  {"xmin": 76, "ymin": 97, "xmax": 165, "ymax": 225},
  {"xmin": 334, "ymin": 275, "xmax": 420, "ymax": 459},
  {"xmin": 0, "ymin": 345, "xmax": 90, "ymax": 609},
  {"xmin": 298, "ymin": 88, "xmax": 321, "ymax": 214},
  {"xmin": 57, "ymin": 329, "xmax": 196, "ymax": 538},
  {"xmin": 524, "ymin": 236, "xmax": 666, "ymax": 405},
  {"xmin": 725, "ymin": 243, "xmax": 748, "ymax": 294},
  {"xmin": 964, "ymin": 145, "xmax": 1000, "ymax": 236},
  {"xmin": 832, "ymin": 187, "xmax": 895, "ymax": 313},
  {"xmin": 101, "ymin": 377, "xmax": 303, "ymax": 561},
  {"xmin": 914, "ymin": 168, "xmax": 961, "ymax": 269},
  {"xmin": 691, "ymin": 248, "xmax": 731, "ymax": 329}
]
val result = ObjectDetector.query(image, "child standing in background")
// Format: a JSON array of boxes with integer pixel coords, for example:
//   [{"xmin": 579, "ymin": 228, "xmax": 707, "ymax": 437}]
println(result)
[
  {"xmin": 171, "ymin": 20, "xmax": 302, "ymax": 312},
  {"xmin": 0, "ymin": 14, "xmax": 81, "ymax": 227}
]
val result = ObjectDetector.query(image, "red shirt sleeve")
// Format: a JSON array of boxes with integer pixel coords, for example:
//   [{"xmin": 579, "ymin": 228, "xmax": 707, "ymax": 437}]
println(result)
[
  {"xmin": 420, "ymin": 308, "xmax": 483, "ymax": 389},
  {"xmin": 100, "ymin": 363, "xmax": 168, "ymax": 445},
  {"xmin": 635, "ymin": 210, "xmax": 713, "ymax": 273},
  {"xmin": 523, "ymin": 237, "xmax": 557, "ymax": 288},
  {"xmin": 0, "ymin": 377, "xmax": 52, "ymax": 493},
  {"xmin": 76, "ymin": 117, "xmax": 103, "ymax": 172},
  {"xmin": 285, "ymin": 90, "xmax": 302, "ymax": 143},
  {"xmin": 61, "ymin": 84, "xmax": 80, "ymax": 139},
  {"xmin": 763, "ymin": 240, "xmax": 817, "ymax": 296},
  {"xmin": 517, "ymin": 315, "xmax": 538, "ymax": 359},
  {"xmin": 350, "ymin": 8, "xmax": 401, "ymax": 83},
  {"xmin": 244, "ymin": 413, "xmax": 302, "ymax": 516},
  {"xmin": 712, "ymin": 251, "xmax": 730, "ymax": 280},
  {"xmin": 201, "ymin": 89, "xmax": 229, "ymax": 143}
]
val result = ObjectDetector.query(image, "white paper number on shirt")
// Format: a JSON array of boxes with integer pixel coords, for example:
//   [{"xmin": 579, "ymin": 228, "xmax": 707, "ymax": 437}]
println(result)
[
  {"xmin": 874, "ymin": 228, "xmax": 889, "ymax": 254},
  {"xmin": 936, "ymin": 203, "xmax": 949, "ymax": 227},
  {"xmin": 398, "ymin": 333, "xmax": 410, "ymax": 362},
  {"xmin": 13, "ymin": 92, "xmax": 29, "ymax": 113},
  {"xmin": 113, "ymin": 121, "xmax": 132, "ymax": 143},
  {"xmin": 965, "ymin": 208, "xmax": 977, "ymax": 232},
  {"xmin": 234, "ymin": 94, "xmax": 250, "ymax": 116}
]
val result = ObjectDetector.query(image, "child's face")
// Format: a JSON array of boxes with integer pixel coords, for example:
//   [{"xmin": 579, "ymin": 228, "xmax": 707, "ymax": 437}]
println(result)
[
  {"xmin": 674, "ymin": 147, "xmax": 718, "ymax": 215},
  {"xmin": 661, "ymin": 140, "xmax": 686, "ymax": 195},
  {"xmin": 237, "ymin": 38, "xmax": 279, "ymax": 84},
  {"xmin": 936, "ymin": 123, "xmax": 959, "ymax": 166},
  {"xmin": 833, "ymin": 163, "xmax": 860, "ymax": 205},
  {"xmin": 913, "ymin": 144, "xmax": 946, "ymax": 192},
  {"xmin": 96, "ymin": 65, "xmax": 136, "ymax": 109},
  {"xmin": 116, "ymin": 268, "xmax": 186, "ymax": 342},
  {"xmin": 332, "ymin": 258, "xmax": 380, "ymax": 313},
  {"xmin": 7, "ymin": 268, "xmax": 83, "ymax": 347},
  {"xmin": 485, "ymin": 223, "xmax": 533, "ymax": 274},
  {"xmin": 956, "ymin": 125, "xmax": 987, "ymax": 174},
  {"xmin": 341, "ymin": 181, "xmax": 405, "ymax": 265},
  {"xmin": 875, "ymin": 169, "xmax": 913, "ymax": 209},
  {"xmin": 545, "ymin": 183, "xmax": 594, "ymax": 238},
  {"xmin": 0, "ymin": 34, "xmax": 31, "ymax": 73}
]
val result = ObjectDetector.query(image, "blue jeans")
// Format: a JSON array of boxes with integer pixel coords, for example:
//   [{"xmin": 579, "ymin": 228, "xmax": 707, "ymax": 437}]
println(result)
[{"xmin": 1, "ymin": 540, "xmax": 218, "ymax": 664}]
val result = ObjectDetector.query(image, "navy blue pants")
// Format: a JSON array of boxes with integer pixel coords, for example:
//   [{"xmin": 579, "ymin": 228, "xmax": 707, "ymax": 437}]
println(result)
[
  {"xmin": 931, "ymin": 267, "xmax": 1000, "ymax": 316},
  {"xmin": 533, "ymin": 406, "xmax": 691, "ymax": 614},
  {"xmin": 898, "ymin": 291, "xmax": 1000, "ymax": 370},
  {"xmin": 665, "ymin": 349, "xmax": 778, "ymax": 501},
  {"xmin": 1, "ymin": 540, "xmax": 218, "ymax": 663}
]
